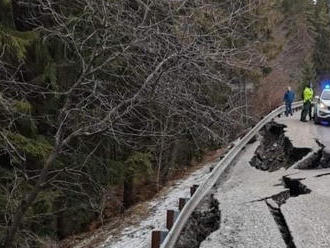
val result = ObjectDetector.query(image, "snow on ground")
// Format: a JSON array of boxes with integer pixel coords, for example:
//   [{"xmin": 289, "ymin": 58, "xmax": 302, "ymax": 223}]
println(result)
[{"xmin": 98, "ymin": 158, "xmax": 220, "ymax": 248}]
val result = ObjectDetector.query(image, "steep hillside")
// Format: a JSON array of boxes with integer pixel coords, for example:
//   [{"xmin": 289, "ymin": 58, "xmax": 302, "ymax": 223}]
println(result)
[{"xmin": 253, "ymin": 0, "xmax": 315, "ymax": 115}]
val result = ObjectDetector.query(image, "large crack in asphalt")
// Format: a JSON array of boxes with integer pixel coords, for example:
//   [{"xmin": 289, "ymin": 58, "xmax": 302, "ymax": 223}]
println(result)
[
  {"xmin": 266, "ymin": 200, "xmax": 296, "ymax": 248},
  {"xmin": 249, "ymin": 176, "xmax": 311, "ymax": 204},
  {"xmin": 248, "ymin": 122, "xmax": 315, "ymax": 248},
  {"xmin": 295, "ymin": 139, "xmax": 330, "ymax": 169},
  {"xmin": 247, "ymin": 176, "xmax": 312, "ymax": 248},
  {"xmin": 175, "ymin": 193, "xmax": 220, "ymax": 248},
  {"xmin": 249, "ymin": 122, "xmax": 311, "ymax": 171},
  {"xmin": 265, "ymin": 176, "xmax": 311, "ymax": 248},
  {"xmin": 176, "ymin": 121, "xmax": 325, "ymax": 248}
]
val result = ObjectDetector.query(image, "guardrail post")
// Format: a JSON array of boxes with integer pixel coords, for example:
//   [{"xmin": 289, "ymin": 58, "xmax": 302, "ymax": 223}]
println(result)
[
  {"xmin": 179, "ymin": 198, "xmax": 189, "ymax": 211},
  {"xmin": 152, "ymin": 231, "xmax": 168, "ymax": 248},
  {"xmin": 166, "ymin": 210, "xmax": 179, "ymax": 230},
  {"xmin": 190, "ymin": 184, "xmax": 199, "ymax": 196}
]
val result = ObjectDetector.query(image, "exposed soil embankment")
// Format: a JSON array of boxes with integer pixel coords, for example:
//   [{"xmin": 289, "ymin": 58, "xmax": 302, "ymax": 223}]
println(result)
[
  {"xmin": 175, "ymin": 194, "xmax": 220, "ymax": 248},
  {"xmin": 250, "ymin": 122, "xmax": 311, "ymax": 171}
]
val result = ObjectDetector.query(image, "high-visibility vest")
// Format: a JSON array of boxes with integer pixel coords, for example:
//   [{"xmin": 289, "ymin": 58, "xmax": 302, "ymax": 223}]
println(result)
[{"xmin": 303, "ymin": 87, "xmax": 313, "ymax": 102}]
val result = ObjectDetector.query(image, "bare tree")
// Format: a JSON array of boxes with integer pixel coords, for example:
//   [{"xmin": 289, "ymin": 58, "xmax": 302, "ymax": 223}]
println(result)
[{"xmin": 0, "ymin": 0, "xmax": 266, "ymax": 246}]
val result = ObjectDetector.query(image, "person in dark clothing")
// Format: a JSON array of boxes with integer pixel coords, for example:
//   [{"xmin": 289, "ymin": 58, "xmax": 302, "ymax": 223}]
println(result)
[
  {"xmin": 300, "ymin": 84, "xmax": 314, "ymax": 122},
  {"xmin": 283, "ymin": 86, "xmax": 295, "ymax": 116},
  {"xmin": 309, "ymin": 101, "xmax": 313, "ymax": 120}
]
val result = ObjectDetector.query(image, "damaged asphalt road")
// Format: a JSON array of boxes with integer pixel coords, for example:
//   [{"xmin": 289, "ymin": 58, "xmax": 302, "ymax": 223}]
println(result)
[
  {"xmin": 249, "ymin": 122, "xmax": 311, "ymax": 171},
  {"xmin": 264, "ymin": 176, "xmax": 311, "ymax": 248},
  {"xmin": 199, "ymin": 113, "xmax": 330, "ymax": 248}
]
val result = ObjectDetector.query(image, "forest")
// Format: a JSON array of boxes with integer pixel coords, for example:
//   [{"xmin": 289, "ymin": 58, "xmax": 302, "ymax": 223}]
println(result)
[{"xmin": 0, "ymin": 0, "xmax": 329, "ymax": 247}]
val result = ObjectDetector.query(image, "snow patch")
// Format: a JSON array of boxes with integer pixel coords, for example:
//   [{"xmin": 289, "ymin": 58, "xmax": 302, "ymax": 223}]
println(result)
[{"xmin": 99, "ymin": 161, "xmax": 218, "ymax": 248}]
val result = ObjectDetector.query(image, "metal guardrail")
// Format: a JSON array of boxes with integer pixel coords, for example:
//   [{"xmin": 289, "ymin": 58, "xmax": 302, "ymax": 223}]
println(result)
[{"xmin": 160, "ymin": 101, "xmax": 304, "ymax": 248}]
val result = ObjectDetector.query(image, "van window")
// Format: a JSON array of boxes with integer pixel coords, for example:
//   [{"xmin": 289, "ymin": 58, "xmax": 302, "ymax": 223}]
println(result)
[{"xmin": 322, "ymin": 90, "xmax": 330, "ymax": 100}]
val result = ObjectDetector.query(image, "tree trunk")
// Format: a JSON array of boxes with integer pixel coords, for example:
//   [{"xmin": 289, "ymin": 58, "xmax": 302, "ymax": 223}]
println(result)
[
  {"xmin": 4, "ymin": 150, "xmax": 58, "ymax": 248},
  {"xmin": 156, "ymin": 132, "xmax": 165, "ymax": 191},
  {"xmin": 162, "ymin": 139, "xmax": 180, "ymax": 182},
  {"xmin": 123, "ymin": 175, "xmax": 134, "ymax": 210}
]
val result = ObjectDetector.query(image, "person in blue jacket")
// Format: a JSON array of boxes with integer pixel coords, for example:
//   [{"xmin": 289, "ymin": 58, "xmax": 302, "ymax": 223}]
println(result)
[{"xmin": 283, "ymin": 86, "xmax": 295, "ymax": 116}]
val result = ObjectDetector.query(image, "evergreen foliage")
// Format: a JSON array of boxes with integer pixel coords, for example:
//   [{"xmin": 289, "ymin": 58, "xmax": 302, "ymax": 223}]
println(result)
[
  {"xmin": 313, "ymin": 0, "xmax": 330, "ymax": 74},
  {"xmin": 300, "ymin": 61, "xmax": 317, "ymax": 94}
]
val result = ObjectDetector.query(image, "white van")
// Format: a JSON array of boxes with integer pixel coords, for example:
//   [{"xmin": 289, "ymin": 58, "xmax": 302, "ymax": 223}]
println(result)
[{"xmin": 314, "ymin": 88, "xmax": 330, "ymax": 124}]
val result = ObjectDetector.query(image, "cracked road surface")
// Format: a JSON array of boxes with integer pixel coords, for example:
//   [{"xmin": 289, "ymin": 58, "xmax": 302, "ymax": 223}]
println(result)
[
  {"xmin": 277, "ymin": 114, "xmax": 330, "ymax": 152},
  {"xmin": 200, "ymin": 113, "xmax": 330, "ymax": 248}
]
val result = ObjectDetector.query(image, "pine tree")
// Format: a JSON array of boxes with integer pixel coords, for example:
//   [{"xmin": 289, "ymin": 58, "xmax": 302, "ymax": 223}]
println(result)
[
  {"xmin": 301, "ymin": 61, "xmax": 316, "ymax": 87},
  {"xmin": 313, "ymin": 0, "xmax": 330, "ymax": 73},
  {"xmin": 0, "ymin": 0, "xmax": 14, "ymax": 28},
  {"xmin": 0, "ymin": 0, "xmax": 38, "ymax": 61}
]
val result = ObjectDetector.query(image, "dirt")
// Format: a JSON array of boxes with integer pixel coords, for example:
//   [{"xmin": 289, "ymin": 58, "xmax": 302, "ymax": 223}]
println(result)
[
  {"xmin": 174, "ymin": 194, "xmax": 220, "ymax": 248},
  {"xmin": 295, "ymin": 141, "xmax": 330, "ymax": 170},
  {"xmin": 249, "ymin": 122, "xmax": 311, "ymax": 171}
]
